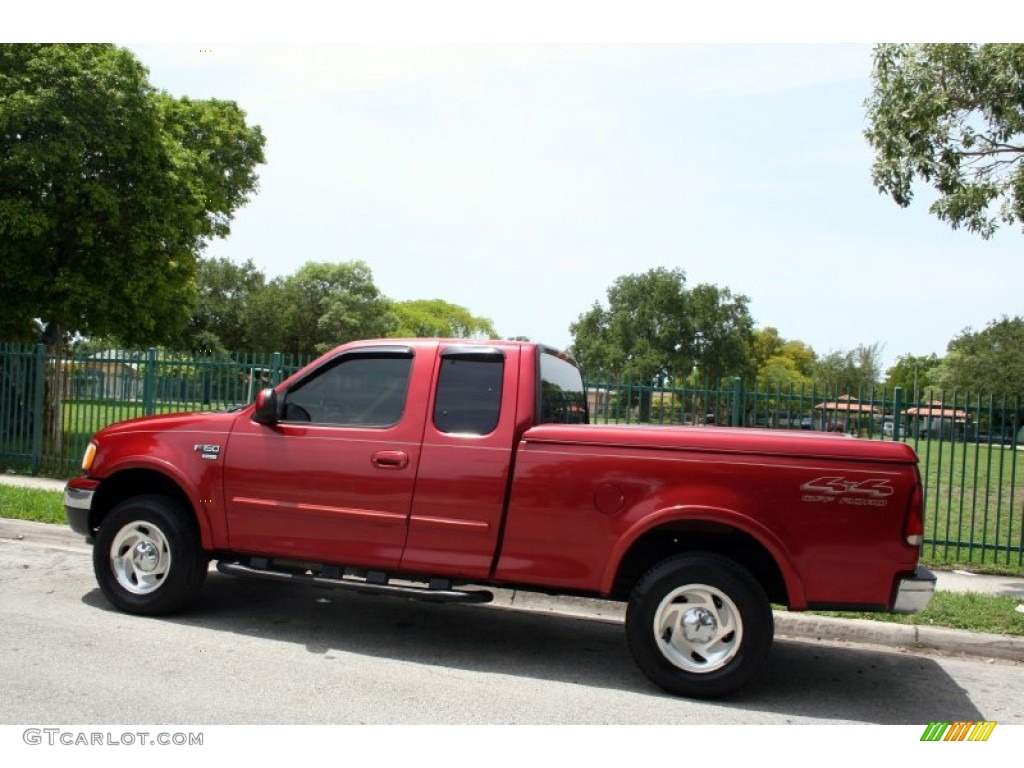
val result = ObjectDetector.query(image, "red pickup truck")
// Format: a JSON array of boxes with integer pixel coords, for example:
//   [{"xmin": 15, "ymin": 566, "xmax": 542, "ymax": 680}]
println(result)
[{"xmin": 64, "ymin": 338, "xmax": 935, "ymax": 698}]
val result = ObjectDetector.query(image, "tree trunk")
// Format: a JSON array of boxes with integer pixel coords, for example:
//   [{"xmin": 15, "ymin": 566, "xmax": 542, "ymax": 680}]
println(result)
[
  {"xmin": 42, "ymin": 320, "xmax": 64, "ymax": 457},
  {"xmin": 638, "ymin": 388, "xmax": 653, "ymax": 423}
]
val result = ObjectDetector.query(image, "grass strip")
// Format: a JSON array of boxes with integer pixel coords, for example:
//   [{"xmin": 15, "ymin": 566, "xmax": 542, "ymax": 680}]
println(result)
[
  {"xmin": 0, "ymin": 484, "xmax": 65, "ymax": 525},
  {"xmin": 811, "ymin": 591, "xmax": 1024, "ymax": 636}
]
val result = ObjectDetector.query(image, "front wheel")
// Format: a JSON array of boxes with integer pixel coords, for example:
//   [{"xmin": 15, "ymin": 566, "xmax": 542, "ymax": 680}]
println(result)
[
  {"xmin": 625, "ymin": 553, "xmax": 773, "ymax": 699},
  {"xmin": 93, "ymin": 495, "xmax": 208, "ymax": 615}
]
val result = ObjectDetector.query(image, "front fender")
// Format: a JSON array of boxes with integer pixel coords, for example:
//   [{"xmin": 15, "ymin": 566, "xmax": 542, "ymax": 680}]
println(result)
[{"xmin": 92, "ymin": 455, "xmax": 221, "ymax": 551}]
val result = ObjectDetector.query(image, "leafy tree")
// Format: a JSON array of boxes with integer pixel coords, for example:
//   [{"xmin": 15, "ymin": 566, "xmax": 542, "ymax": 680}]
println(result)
[
  {"xmin": 571, "ymin": 268, "xmax": 691, "ymax": 383},
  {"xmin": 277, "ymin": 261, "xmax": 396, "ymax": 358},
  {"xmin": 884, "ymin": 353, "xmax": 941, "ymax": 400},
  {"xmin": 570, "ymin": 268, "xmax": 754, "ymax": 420},
  {"xmin": 0, "ymin": 44, "xmax": 264, "ymax": 447},
  {"xmin": 750, "ymin": 327, "xmax": 817, "ymax": 388},
  {"xmin": 243, "ymin": 278, "xmax": 292, "ymax": 356},
  {"xmin": 778, "ymin": 340, "xmax": 817, "ymax": 378},
  {"xmin": 750, "ymin": 327, "xmax": 784, "ymax": 372},
  {"xmin": 390, "ymin": 299, "xmax": 497, "ymax": 339},
  {"xmin": 182, "ymin": 257, "xmax": 267, "ymax": 352},
  {"xmin": 932, "ymin": 316, "xmax": 1024, "ymax": 397},
  {"xmin": 865, "ymin": 44, "xmax": 1024, "ymax": 238},
  {"xmin": 757, "ymin": 348, "xmax": 817, "ymax": 391},
  {"xmin": 811, "ymin": 343, "xmax": 885, "ymax": 394},
  {"xmin": 685, "ymin": 284, "xmax": 756, "ymax": 383},
  {"xmin": 0, "ymin": 44, "xmax": 266, "ymax": 348}
]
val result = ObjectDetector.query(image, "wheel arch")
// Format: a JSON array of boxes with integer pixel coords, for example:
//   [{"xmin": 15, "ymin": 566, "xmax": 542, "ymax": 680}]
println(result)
[
  {"xmin": 602, "ymin": 506, "xmax": 805, "ymax": 608},
  {"xmin": 89, "ymin": 466, "xmax": 213, "ymax": 550}
]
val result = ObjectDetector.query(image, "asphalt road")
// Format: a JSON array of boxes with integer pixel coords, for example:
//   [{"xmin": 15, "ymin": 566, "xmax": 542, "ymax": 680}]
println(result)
[{"xmin": 2, "ymin": 531, "xmax": 1023, "ymax": 727}]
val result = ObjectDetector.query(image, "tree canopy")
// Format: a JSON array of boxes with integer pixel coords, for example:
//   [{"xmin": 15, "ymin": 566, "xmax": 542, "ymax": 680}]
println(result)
[
  {"xmin": 931, "ymin": 316, "xmax": 1024, "ymax": 398},
  {"xmin": 163, "ymin": 257, "xmax": 503, "ymax": 358},
  {"xmin": 865, "ymin": 44, "xmax": 1024, "ymax": 238},
  {"xmin": 0, "ymin": 44, "xmax": 266, "ymax": 348},
  {"xmin": 181, "ymin": 256, "xmax": 267, "ymax": 353},
  {"xmin": 570, "ymin": 267, "xmax": 755, "ymax": 385},
  {"xmin": 751, "ymin": 327, "xmax": 817, "ymax": 389},
  {"xmin": 809, "ymin": 343, "xmax": 885, "ymax": 394},
  {"xmin": 273, "ymin": 261, "xmax": 397, "ymax": 358},
  {"xmin": 883, "ymin": 353, "xmax": 941, "ymax": 398},
  {"xmin": 390, "ymin": 299, "xmax": 497, "ymax": 339}
]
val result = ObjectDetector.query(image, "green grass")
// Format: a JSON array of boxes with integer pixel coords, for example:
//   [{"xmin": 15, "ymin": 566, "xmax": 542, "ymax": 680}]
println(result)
[
  {"xmin": 0, "ymin": 484, "xmax": 66, "ymax": 524},
  {"xmin": 811, "ymin": 591, "xmax": 1024, "ymax": 636},
  {"xmin": 2, "ymin": 483, "xmax": 1021, "ymax": 637},
  {"xmin": 61, "ymin": 399, "xmax": 222, "ymax": 438},
  {"xmin": 912, "ymin": 438, "xmax": 1023, "ymax": 571},
  {"xmin": 0, "ymin": 400, "xmax": 226, "ymax": 478}
]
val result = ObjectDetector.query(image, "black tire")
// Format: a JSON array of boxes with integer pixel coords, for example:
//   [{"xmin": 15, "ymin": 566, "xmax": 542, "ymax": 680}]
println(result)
[
  {"xmin": 93, "ymin": 495, "xmax": 208, "ymax": 616},
  {"xmin": 625, "ymin": 553, "xmax": 773, "ymax": 699}
]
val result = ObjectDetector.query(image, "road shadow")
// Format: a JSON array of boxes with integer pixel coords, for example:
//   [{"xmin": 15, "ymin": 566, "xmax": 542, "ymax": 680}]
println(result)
[{"xmin": 81, "ymin": 573, "xmax": 987, "ymax": 723}]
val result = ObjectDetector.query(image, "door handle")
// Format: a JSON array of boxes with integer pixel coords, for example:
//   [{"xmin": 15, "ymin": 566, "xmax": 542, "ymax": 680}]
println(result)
[{"xmin": 372, "ymin": 450, "xmax": 409, "ymax": 470}]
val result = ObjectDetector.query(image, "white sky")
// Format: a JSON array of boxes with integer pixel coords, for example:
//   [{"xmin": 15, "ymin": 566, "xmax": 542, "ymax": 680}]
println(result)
[{"xmin": 10, "ymin": 4, "xmax": 1024, "ymax": 372}]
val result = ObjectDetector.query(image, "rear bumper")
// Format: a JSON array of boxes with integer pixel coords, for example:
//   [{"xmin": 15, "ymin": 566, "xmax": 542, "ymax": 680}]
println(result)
[
  {"xmin": 64, "ymin": 477, "xmax": 99, "ymax": 538},
  {"xmin": 893, "ymin": 565, "xmax": 936, "ymax": 614}
]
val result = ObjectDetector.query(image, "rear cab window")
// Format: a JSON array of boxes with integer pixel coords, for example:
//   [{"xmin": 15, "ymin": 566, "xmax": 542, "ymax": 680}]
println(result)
[
  {"xmin": 433, "ymin": 346, "xmax": 505, "ymax": 435},
  {"xmin": 538, "ymin": 348, "xmax": 588, "ymax": 424}
]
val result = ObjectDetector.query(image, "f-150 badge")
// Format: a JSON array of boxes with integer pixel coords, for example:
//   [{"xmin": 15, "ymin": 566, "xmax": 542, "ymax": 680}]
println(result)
[
  {"xmin": 194, "ymin": 444, "xmax": 221, "ymax": 461},
  {"xmin": 800, "ymin": 476, "xmax": 893, "ymax": 506}
]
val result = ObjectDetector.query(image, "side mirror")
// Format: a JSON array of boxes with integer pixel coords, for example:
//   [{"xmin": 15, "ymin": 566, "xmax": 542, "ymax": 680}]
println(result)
[{"xmin": 252, "ymin": 388, "xmax": 280, "ymax": 426}]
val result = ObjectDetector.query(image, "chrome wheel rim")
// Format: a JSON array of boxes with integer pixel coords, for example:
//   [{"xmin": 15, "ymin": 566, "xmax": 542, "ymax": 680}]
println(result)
[
  {"xmin": 652, "ymin": 583, "xmax": 742, "ymax": 673},
  {"xmin": 109, "ymin": 520, "xmax": 171, "ymax": 595}
]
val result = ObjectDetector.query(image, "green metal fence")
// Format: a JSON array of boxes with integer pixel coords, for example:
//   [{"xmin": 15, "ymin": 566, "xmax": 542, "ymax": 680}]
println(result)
[
  {"xmin": 0, "ymin": 344, "xmax": 309, "ymax": 478},
  {"xmin": 1, "ymin": 344, "xmax": 1021, "ymax": 572}
]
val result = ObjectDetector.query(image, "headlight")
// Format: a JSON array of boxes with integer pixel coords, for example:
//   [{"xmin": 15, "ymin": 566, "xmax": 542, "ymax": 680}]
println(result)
[{"xmin": 81, "ymin": 441, "xmax": 97, "ymax": 472}]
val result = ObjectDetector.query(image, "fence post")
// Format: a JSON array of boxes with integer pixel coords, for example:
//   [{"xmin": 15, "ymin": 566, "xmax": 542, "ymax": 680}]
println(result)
[
  {"xmin": 143, "ymin": 348, "xmax": 157, "ymax": 416},
  {"xmin": 31, "ymin": 343, "xmax": 45, "ymax": 475},
  {"xmin": 270, "ymin": 352, "xmax": 284, "ymax": 387},
  {"xmin": 893, "ymin": 386, "xmax": 903, "ymax": 442},
  {"xmin": 730, "ymin": 377, "xmax": 744, "ymax": 427}
]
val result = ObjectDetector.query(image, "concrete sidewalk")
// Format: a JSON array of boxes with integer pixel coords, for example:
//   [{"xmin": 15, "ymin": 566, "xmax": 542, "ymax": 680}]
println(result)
[
  {"xmin": 1, "ymin": 473, "xmax": 66, "ymax": 493},
  {"xmin": 2, "ymin": 472, "xmax": 1022, "ymax": 663}
]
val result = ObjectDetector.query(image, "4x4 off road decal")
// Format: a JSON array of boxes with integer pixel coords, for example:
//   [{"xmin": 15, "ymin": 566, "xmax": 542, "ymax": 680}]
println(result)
[{"xmin": 800, "ymin": 476, "xmax": 893, "ymax": 507}]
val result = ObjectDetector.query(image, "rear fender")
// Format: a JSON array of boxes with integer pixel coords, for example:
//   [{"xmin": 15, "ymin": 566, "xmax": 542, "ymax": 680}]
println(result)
[{"xmin": 601, "ymin": 504, "xmax": 807, "ymax": 608}]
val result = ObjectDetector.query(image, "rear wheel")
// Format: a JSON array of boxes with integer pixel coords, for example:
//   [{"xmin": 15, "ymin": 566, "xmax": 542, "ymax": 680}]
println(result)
[
  {"xmin": 626, "ymin": 553, "xmax": 773, "ymax": 699},
  {"xmin": 93, "ymin": 495, "xmax": 208, "ymax": 615}
]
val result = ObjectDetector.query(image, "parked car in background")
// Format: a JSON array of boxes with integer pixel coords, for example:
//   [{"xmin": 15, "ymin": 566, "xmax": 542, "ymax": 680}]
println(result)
[
  {"xmin": 972, "ymin": 429, "xmax": 1015, "ymax": 446},
  {"xmin": 882, "ymin": 421, "xmax": 905, "ymax": 440}
]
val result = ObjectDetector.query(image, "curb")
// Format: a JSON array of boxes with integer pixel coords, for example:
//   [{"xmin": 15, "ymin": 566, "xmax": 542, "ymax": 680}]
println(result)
[
  {"xmin": 487, "ymin": 588, "xmax": 1024, "ymax": 664},
  {"xmin": 772, "ymin": 613, "xmax": 1024, "ymax": 663},
  {"xmin": 1, "ymin": 515, "xmax": 1022, "ymax": 664}
]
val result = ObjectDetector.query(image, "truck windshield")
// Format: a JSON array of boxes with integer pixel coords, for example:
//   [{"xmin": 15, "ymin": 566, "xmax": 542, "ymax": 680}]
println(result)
[{"xmin": 538, "ymin": 349, "xmax": 588, "ymax": 424}]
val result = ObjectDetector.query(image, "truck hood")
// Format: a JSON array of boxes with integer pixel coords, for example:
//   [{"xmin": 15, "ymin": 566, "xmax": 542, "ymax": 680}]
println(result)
[
  {"xmin": 92, "ymin": 409, "xmax": 241, "ymax": 440},
  {"xmin": 522, "ymin": 423, "xmax": 918, "ymax": 464}
]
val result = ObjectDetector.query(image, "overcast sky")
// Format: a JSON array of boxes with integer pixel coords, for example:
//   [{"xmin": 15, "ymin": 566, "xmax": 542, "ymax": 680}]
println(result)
[{"xmin": 13, "ymin": 6, "xmax": 1024, "ymax": 372}]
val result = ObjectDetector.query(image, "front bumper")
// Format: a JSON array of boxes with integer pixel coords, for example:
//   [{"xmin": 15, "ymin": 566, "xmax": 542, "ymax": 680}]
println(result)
[
  {"xmin": 64, "ymin": 478, "xmax": 98, "ymax": 538},
  {"xmin": 893, "ymin": 565, "xmax": 937, "ymax": 614}
]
